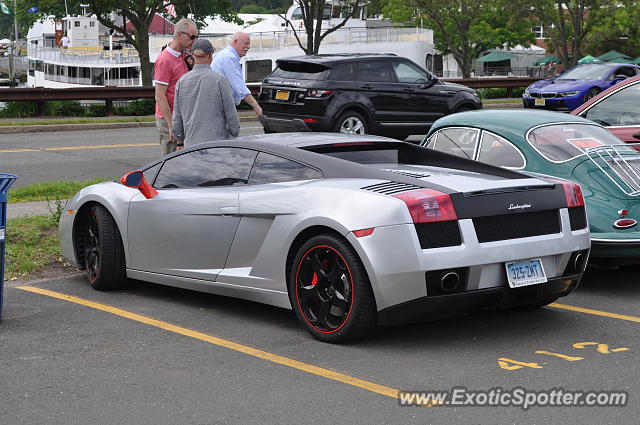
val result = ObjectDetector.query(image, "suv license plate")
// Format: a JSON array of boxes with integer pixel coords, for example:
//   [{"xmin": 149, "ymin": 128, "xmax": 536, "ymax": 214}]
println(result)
[
  {"xmin": 534, "ymin": 98, "xmax": 545, "ymax": 106},
  {"xmin": 505, "ymin": 258, "xmax": 547, "ymax": 288},
  {"xmin": 275, "ymin": 90, "xmax": 290, "ymax": 100}
]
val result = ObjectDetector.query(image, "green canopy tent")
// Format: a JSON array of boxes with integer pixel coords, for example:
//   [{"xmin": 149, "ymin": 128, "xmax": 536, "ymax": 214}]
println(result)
[
  {"xmin": 633, "ymin": 57, "xmax": 640, "ymax": 65},
  {"xmin": 597, "ymin": 50, "xmax": 631, "ymax": 62},
  {"xmin": 533, "ymin": 56, "xmax": 562, "ymax": 66},
  {"xmin": 608, "ymin": 56, "xmax": 635, "ymax": 64},
  {"xmin": 477, "ymin": 51, "xmax": 516, "ymax": 62},
  {"xmin": 578, "ymin": 55, "xmax": 600, "ymax": 64}
]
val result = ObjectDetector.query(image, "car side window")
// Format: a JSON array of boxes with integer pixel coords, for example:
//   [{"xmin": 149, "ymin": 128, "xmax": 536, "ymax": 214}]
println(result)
[
  {"xmin": 430, "ymin": 128, "xmax": 480, "ymax": 159},
  {"xmin": 390, "ymin": 59, "xmax": 430, "ymax": 84},
  {"xmin": 615, "ymin": 67, "xmax": 637, "ymax": 78},
  {"xmin": 154, "ymin": 147, "xmax": 258, "ymax": 189},
  {"xmin": 249, "ymin": 152, "xmax": 323, "ymax": 185},
  {"xmin": 357, "ymin": 60, "xmax": 392, "ymax": 82},
  {"xmin": 330, "ymin": 62, "xmax": 357, "ymax": 81},
  {"xmin": 584, "ymin": 82, "xmax": 640, "ymax": 126},
  {"xmin": 477, "ymin": 131, "xmax": 525, "ymax": 169}
]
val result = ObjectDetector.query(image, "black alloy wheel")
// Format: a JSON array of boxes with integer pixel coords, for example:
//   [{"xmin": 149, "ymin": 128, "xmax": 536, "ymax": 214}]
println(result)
[
  {"xmin": 289, "ymin": 234, "xmax": 377, "ymax": 342},
  {"xmin": 584, "ymin": 87, "xmax": 601, "ymax": 102},
  {"xmin": 83, "ymin": 204, "xmax": 128, "ymax": 290}
]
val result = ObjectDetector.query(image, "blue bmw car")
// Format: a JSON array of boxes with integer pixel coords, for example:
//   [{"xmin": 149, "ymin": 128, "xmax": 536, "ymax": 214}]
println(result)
[{"xmin": 523, "ymin": 63, "xmax": 640, "ymax": 110}]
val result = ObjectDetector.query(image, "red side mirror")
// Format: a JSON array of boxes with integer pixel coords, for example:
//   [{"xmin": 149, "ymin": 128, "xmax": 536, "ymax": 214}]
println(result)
[{"xmin": 120, "ymin": 170, "xmax": 158, "ymax": 199}]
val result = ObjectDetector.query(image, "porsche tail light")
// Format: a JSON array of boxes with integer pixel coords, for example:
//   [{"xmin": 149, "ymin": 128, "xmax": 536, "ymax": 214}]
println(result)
[
  {"xmin": 393, "ymin": 189, "xmax": 457, "ymax": 223},
  {"xmin": 613, "ymin": 219, "xmax": 637, "ymax": 229}
]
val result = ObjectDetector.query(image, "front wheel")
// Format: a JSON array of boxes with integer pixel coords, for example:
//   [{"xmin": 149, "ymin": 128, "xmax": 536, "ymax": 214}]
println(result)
[
  {"xmin": 584, "ymin": 88, "xmax": 600, "ymax": 102},
  {"xmin": 288, "ymin": 234, "xmax": 377, "ymax": 342},
  {"xmin": 333, "ymin": 111, "xmax": 368, "ymax": 134},
  {"xmin": 83, "ymin": 205, "xmax": 128, "ymax": 290}
]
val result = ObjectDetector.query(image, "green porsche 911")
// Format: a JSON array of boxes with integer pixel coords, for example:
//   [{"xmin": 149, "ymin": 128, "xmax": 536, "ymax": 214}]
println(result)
[{"xmin": 423, "ymin": 109, "xmax": 640, "ymax": 267}]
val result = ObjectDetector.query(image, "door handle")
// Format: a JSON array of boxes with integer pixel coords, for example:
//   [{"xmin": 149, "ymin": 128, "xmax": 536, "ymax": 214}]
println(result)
[
  {"xmin": 361, "ymin": 85, "xmax": 373, "ymax": 90},
  {"xmin": 633, "ymin": 132, "xmax": 640, "ymax": 140},
  {"xmin": 219, "ymin": 206, "xmax": 239, "ymax": 215},
  {"xmin": 402, "ymin": 88, "xmax": 414, "ymax": 92}
]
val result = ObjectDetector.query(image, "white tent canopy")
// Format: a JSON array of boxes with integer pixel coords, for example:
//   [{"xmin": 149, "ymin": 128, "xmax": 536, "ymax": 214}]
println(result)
[
  {"xmin": 0, "ymin": 38, "xmax": 11, "ymax": 44},
  {"xmin": 243, "ymin": 15, "xmax": 285, "ymax": 33}
]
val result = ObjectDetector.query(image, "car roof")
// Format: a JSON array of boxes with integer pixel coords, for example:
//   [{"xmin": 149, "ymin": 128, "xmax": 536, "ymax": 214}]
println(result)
[
  {"xmin": 430, "ymin": 109, "xmax": 596, "ymax": 134},
  {"xmin": 276, "ymin": 54, "xmax": 398, "ymax": 65}
]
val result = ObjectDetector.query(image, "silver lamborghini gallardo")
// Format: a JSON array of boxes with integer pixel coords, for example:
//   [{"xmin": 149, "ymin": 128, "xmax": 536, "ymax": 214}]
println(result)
[{"xmin": 59, "ymin": 133, "xmax": 591, "ymax": 342}]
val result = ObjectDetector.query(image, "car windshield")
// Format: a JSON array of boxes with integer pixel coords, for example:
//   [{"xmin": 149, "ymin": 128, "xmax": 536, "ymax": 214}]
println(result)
[
  {"xmin": 557, "ymin": 65, "xmax": 610, "ymax": 81},
  {"xmin": 527, "ymin": 123, "xmax": 636, "ymax": 162}
]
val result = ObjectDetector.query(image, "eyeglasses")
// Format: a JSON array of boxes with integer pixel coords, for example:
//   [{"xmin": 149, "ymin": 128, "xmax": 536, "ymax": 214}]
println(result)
[{"xmin": 181, "ymin": 31, "xmax": 198, "ymax": 40}]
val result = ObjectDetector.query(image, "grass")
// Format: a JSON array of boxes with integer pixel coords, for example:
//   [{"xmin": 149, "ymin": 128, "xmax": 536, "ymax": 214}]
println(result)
[
  {"xmin": 3, "ymin": 214, "xmax": 75, "ymax": 281},
  {"xmin": 0, "ymin": 116, "xmax": 155, "ymax": 126},
  {"xmin": 8, "ymin": 177, "xmax": 113, "ymax": 203}
]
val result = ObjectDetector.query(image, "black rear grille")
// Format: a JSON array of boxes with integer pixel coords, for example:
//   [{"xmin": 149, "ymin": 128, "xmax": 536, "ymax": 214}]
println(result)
[
  {"xmin": 414, "ymin": 221, "xmax": 462, "ymax": 249},
  {"xmin": 473, "ymin": 210, "xmax": 560, "ymax": 243},
  {"xmin": 361, "ymin": 181, "xmax": 421, "ymax": 195},
  {"xmin": 569, "ymin": 206, "xmax": 587, "ymax": 230}
]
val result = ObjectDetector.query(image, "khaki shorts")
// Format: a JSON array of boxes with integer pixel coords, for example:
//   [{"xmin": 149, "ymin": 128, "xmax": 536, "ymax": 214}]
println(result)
[{"xmin": 156, "ymin": 117, "xmax": 177, "ymax": 156}]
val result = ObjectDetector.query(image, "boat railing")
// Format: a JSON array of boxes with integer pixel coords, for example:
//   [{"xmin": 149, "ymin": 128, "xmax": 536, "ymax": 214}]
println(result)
[
  {"xmin": 150, "ymin": 26, "xmax": 433, "ymax": 54},
  {"xmin": 27, "ymin": 45, "xmax": 140, "ymax": 65},
  {"xmin": 585, "ymin": 144, "xmax": 640, "ymax": 196}
]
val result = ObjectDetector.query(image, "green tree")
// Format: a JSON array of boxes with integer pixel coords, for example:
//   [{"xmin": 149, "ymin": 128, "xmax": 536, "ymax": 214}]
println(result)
[
  {"xmin": 521, "ymin": 0, "xmax": 616, "ymax": 67},
  {"xmin": 279, "ymin": 0, "xmax": 365, "ymax": 54},
  {"xmin": 239, "ymin": 4, "xmax": 269, "ymax": 13},
  {"xmin": 586, "ymin": 1, "xmax": 639, "ymax": 57},
  {"xmin": 382, "ymin": 0, "xmax": 535, "ymax": 78},
  {"xmin": 16, "ymin": 0, "xmax": 238, "ymax": 85}
]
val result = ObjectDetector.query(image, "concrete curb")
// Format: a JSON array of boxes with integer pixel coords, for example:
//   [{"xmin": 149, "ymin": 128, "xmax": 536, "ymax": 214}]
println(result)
[{"xmin": 0, "ymin": 116, "xmax": 259, "ymax": 134}]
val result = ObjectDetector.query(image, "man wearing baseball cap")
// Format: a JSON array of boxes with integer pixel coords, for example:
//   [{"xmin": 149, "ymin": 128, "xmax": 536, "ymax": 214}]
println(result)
[{"xmin": 172, "ymin": 39, "xmax": 240, "ymax": 149}]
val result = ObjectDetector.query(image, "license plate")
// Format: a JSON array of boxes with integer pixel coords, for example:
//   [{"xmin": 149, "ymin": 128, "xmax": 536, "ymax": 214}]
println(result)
[
  {"xmin": 505, "ymin": 258, "xmax": 547, "ymax": 288},
  {"xmin": 275, "ymin": 90, "xmax": 290, "ymax": 101},
  {"xmin": 534, "ymin": 98, "xmax": 546, "ymax": 106}
]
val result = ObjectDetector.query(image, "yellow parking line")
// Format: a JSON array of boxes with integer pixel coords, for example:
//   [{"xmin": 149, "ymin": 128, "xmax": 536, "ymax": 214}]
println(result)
[
  {"xmin": 17, "ymin": 286, "xmax": 424, "ymax": 403},
  {"xmin": 0, "ymin": 142, "xmax": 156, "ymax": 153},
  {"xmin": 550, "ymin": 303, "xmax": 640, "ymax": 323}
]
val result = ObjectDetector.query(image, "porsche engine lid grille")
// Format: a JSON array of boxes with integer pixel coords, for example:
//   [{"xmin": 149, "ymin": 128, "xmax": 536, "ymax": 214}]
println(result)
[
  {"xmin": 473, "ymin": 210, "xmax": 561, "ymax": 242},
  {"xmin": 361, "ymin": 181, "xmax": 421, "ymax": 195}
]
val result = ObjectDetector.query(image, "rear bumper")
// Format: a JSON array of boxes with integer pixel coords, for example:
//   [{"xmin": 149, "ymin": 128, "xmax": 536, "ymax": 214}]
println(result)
[
  {"xmin": 378, "ymin": 273, "xmax": 581, "ymax": 326},
  {"xmin": 260, "ymin": 111, "xmax": 333, "ymax": 133},
  {"xmin": 590, "ymin": 238, "xmax": 640, "ymax": 263}
]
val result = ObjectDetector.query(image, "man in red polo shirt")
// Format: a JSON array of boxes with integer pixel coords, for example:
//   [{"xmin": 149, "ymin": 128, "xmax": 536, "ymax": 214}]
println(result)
[{"xmin": 154, "ymin": 18, "xmax": 198, "ymax": 156}]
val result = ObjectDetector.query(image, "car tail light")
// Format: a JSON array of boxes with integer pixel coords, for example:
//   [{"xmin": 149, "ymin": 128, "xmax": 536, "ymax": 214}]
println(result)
[
  {"xmin": 392, "ymin": 189, "xmax": 457, "ymax": 223},
  {"xmin": 548, "ymin": 178, "xmax": 584, "ymax": 208},
  {"xmin": 613, "ymin": 219, "xmax": 637, "ymax": 229},
  {"xmin": 306, "ymin": 89, "xmax": 333, "ymax": 98}
]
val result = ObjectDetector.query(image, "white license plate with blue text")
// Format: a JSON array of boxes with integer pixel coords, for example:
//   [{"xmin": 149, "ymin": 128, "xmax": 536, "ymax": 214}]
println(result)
[
  {"xmin": 534, "ymin": 98, "xmax": 545, "ymax": 106},
  {"xmin": 505, "ymin": 258, "xmax": 547, "ymax": 288}
]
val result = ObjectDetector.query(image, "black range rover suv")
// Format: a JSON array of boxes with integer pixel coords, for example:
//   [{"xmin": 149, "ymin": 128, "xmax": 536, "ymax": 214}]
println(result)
[{"xmin": 258, "ymin": 54, "xmax": 482, "ymax": 139}]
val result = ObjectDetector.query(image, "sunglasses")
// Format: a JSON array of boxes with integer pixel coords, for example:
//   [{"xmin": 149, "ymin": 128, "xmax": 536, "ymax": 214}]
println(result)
[{"xmin": 181, "ymin": 31, "xmax": 198, "ymax": 40}]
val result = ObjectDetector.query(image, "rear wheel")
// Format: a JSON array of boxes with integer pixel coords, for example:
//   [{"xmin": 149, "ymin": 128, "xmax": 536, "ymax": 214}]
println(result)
[
  {"xmin": 333, "ymin": 111, "xmax": 368, "ymax": 134},
  {"xmin": 84, "ymin": 205, "xmax": 128, "ymax": 290},
  {"xmin": 288, "ymin": 234, "xmax": 377, "ymax": 342},
  {"xmin": 584, "ymin": 88, "xmax": 601, "ymax": 102}
]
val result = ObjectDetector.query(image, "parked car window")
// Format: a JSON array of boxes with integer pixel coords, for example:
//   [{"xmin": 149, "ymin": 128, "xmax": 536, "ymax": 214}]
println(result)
[
  {"xmin": 142, "ymin": 162, "xmax": 162, "ymax": 185},
  {"xmin": 329, "ymin": 62, "xmax": 357, "ymax": 81},
  {"xmin": 390, "ymin": 59, "xmax": 430, "ymax": 84},
  {"xmin": 558, "ymin": 64, "xmax": 611, "ymax": 80},
  {"xmin": 249, "ymin": 152, "xmax": 323, "ymax": 184},
  {"xmin": 477, "ymin": 132, "xmax": 525, "ymax": 169},
  {"xmin": 610, "ymin": 67, "xmax": 637, "ymax": 80},
  {"xmin": 527, "ymin": 123, "xmax": 632, "ymax": 162},
  {"xmin": 430, "ymin": 128, "xmax": 480, "ymax": 159},
  {"xmin": 584, "ymin": 82, "xmax": 640, "ymax": 126},
  {"xmin": 270, "ymin": 61, "xmax": 330, "ymax": 80},
  {"xmin": 357, "ymin": 61, "xmax": 392, "ymax": 82},
  {"xmin": 154, "ymin": 147, "xmax": 258, "ymax": 189}
]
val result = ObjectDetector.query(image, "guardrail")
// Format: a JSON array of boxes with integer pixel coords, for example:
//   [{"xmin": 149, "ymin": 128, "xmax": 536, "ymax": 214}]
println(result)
[{"xmin": 0, "ymin": 77, "xmax": 544, "ymax": 116}]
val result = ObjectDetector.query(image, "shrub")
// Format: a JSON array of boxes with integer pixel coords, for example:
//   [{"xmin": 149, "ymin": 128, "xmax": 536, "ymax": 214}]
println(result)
[
  {"xmin": 84, "ymin": 103, "xmax": 106, "ymax": 117},
  {"xmin": 45, "ymin": 100, "xmax": 85, "ymax": 117},
  {"xmin": 113, "ymin": 98, "xmax": 154, "ymax": 116},
  {"xmin": 0, "ymin": 101, "xmax": 38, "ymax": 118}
]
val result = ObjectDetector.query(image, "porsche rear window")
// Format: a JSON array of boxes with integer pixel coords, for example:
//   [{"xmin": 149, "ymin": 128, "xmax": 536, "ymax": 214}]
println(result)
[{"xmin": 527, "ymin": 123, "xmax": 634, "ymax": 162}]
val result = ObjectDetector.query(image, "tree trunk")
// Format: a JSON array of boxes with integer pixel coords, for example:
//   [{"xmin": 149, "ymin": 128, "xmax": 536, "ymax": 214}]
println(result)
[{"xmin": 134, "ymin": 31, "xmax": 153, "ymax": 86}]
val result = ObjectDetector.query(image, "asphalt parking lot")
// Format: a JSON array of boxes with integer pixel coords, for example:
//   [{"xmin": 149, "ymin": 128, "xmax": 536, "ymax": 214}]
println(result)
[{"xmin": 2, "ymin": 266, "xmax": 638, "ymax": 424}]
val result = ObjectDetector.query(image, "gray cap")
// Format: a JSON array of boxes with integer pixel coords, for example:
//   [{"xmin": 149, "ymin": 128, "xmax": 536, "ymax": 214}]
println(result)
[{"xmin": 191, "ymin": 39, "xmax": 214, "ymax": 56}]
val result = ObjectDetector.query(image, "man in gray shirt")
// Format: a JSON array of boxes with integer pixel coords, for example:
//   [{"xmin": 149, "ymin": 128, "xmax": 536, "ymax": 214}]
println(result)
[{"xmin": 173, "ymin": 39, "xmax": 240, "ymax": 149}]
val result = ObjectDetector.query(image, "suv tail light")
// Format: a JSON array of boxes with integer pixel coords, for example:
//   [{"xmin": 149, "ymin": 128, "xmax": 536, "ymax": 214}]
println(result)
[
  {"xmin": 306, "ymin": 89, "xmax": 333, "ymax": 98},
  {"xmin": 392, "ymin": 189, "xmax": 457, "ymax": 223}
]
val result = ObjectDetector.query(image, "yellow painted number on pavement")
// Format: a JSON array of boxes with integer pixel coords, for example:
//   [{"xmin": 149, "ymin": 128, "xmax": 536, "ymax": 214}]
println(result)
[
  {"xmin": 497, "ymin": 358, "xmax": 544, "ymax": 370},
  {"xmin": 573, "ymin": 342, "xmax": 630, "ymax": 354}
]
